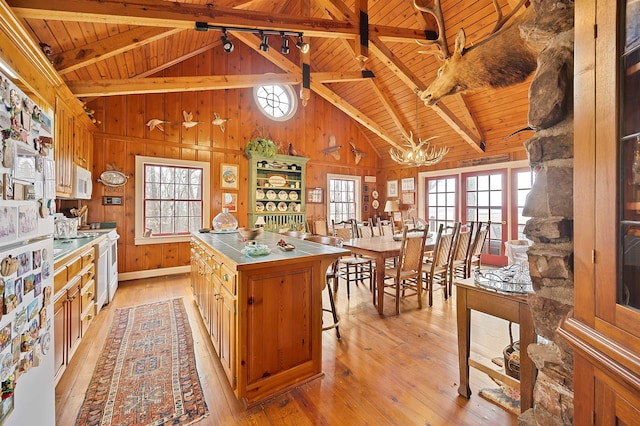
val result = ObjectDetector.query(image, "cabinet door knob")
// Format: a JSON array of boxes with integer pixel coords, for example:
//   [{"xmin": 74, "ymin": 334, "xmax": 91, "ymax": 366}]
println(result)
[{"xmin": 222, "ymin": 273, "xmax": 229, "ymax": 282}]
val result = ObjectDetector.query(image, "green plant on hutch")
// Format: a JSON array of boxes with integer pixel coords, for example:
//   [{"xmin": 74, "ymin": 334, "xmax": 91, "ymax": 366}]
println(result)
[
  {"xmin": 244, "ymin": 136, "xmax": 278, "ymax": 159},
  {"xmin": 247, "ymin": 150, "xmax": 309, "ymax": 232}
]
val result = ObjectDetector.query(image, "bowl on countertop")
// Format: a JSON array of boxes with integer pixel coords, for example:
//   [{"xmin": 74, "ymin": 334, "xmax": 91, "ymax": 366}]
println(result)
[{"xmin": 238, "ymin": 227, "xmax": 264, "ymax": 240}]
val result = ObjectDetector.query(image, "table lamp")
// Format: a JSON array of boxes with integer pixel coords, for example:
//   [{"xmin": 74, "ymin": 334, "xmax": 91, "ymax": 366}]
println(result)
[
  {"xmin": 384, "ymin": 200, "xmax": 400, "ymax": 221},
  {"xmin": 255, "ymin": 216, "xmax": 266, "ymax": 228}
]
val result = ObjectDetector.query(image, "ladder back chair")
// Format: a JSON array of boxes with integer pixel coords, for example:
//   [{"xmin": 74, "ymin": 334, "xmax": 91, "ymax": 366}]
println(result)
[
  {"xmin": 332, "ymin": 219, "xmax": 374, "ymax": 297},
  {"xmin": 304, "ymin": 235, "xmax": 344, "ymax": 339},
  {"xmin": 312, "ymin": 218, "xmax": 329, "ymax": 236},
  {"xmin": 452, "ymin": 222, "xmax": 475, "ymax": 281},
  {"xmin": 382, "ymin": 226, "xmax": 429, "ymax": 315},
  {"xmin": 422, "ymin": 224, "xmax": 456, "ymax": 307},
  {"xmin": 468, "ymin": 221, "xmax": 491, "ymax": 276}
]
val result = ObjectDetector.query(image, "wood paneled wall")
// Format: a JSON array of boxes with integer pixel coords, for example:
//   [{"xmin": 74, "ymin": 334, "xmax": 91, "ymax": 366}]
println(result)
[{"xmin": 83, "ymin": 43, "xmax": 381, "ymax": 274}]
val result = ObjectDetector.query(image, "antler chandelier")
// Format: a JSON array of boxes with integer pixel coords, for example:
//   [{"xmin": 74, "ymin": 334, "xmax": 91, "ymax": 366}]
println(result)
[{"xmin": 389, "ymin": 132, "xmax": 449, "ymax": 167}]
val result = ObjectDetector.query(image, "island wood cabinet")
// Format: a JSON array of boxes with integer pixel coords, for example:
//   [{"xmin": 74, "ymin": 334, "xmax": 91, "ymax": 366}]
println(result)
[
  {"xmin": 190, "ymin": 232, "xmax": 346, "ymax": 407},
  {"xmin": 247, "ymin": 152, "xmax": 309, "ymax": 231},
  {"xmin": 191, "ymin": 239, "xmax": 236, "ymax": 386},
  {"xmin": 559, "ymin": 1, "xmax": 640, "ymax": 424},
  {"xmin": 53, "ymin": 246, "xmax": 96, "ymax": 384}
]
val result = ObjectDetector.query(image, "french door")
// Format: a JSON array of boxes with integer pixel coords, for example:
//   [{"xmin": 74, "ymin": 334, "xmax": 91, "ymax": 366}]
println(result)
[{"xmin": 461, "ymin": 170, "xmax": 508, "ymax": 266}]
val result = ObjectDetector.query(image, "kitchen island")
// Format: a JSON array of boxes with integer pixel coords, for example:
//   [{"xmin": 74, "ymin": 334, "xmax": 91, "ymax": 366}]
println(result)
[{"xmin": 190, "ymin": 231, "xmax": 348, "ymax": 407}]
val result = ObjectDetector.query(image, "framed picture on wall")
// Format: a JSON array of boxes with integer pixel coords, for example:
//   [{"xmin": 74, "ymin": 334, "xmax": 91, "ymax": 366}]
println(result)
[
  {"xmin": 220, "ymin": 163, "xmax": 239, "ymax": 189},
  {"xmin": 387, "ymin": 180, "xmax": 398, "ymax": 198},
  {"xmin": 222, "ymin": 192, "xmax": 237, "ymax": 212},
  {"xmin": 307, "ymin": 187, "xmax": 324, "ymax": 204},
  {"xmin": 401, "ymin": 191, "xmax": 415, "ymax": 205},
  {"xmin": 401, "ymin": 177, "xmax": 415, "ymax": 192}
]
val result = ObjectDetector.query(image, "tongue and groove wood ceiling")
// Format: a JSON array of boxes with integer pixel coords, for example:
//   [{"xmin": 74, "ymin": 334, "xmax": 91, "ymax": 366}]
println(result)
[{"xmin": 6, "ymin": 0, "xmax": 532, "ymax": 168}]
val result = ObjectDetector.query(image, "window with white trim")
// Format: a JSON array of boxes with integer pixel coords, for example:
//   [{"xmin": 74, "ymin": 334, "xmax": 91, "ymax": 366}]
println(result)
[
  {"xmin": 134, "ymin": 156, "xmax": 210, "ymax": 245},
  {"xmin": 327, "ymin": 174, "xmax": 361, "ymax": 224},
  {"xmin": 253, "ymin": 84, "xmax": 297, "ymax": 121}
]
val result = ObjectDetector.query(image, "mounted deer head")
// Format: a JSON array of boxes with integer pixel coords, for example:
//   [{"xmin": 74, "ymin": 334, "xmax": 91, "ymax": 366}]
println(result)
[{"xmin": 415, "ymin": 0, "xmax": 537, "ymax": 106}]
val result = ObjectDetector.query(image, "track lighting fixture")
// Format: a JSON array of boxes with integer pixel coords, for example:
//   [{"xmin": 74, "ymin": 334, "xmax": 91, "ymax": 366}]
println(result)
[
  {"xmin": 296, "ymin": 35, "xmax": 310, "ymax": 54},
  {"xmin": 193, "ymin": 23, "xmax": 309, "ymax": 55},
  {"xmin": 280, "ymin": 34, "xmax": 290, "ymax": 55},
  {"xmin": 221, "ymin": 29, "xmax": 234, "ymax": 53}
]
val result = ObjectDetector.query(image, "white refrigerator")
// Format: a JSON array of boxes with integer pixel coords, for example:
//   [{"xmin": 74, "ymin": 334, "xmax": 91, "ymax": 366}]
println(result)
[{"xmin": 0, "ymin": 70, "xmax": 56, "ymax": 425}]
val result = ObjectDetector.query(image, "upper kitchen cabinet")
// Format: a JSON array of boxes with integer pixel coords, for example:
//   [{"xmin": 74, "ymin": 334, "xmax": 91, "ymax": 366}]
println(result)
[
  {"xmin": 55, "ymin": 97, "xmax": 94, "ymax": 198},
  {"xmin": 562, "ymin": 1, "xmax": 640, "ymax": 424}
]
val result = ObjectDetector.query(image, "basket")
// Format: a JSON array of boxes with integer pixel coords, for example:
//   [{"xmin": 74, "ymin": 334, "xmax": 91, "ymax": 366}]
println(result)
[{"xmin": 503, "ymin": 321, "xmax": 520, "ymax": 380}]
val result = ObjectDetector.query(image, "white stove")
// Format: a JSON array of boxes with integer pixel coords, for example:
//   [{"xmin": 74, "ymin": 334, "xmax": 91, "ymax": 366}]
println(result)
[{"xmin": 106, "ymin": 229, "xmax": 120, "ymax": 303}]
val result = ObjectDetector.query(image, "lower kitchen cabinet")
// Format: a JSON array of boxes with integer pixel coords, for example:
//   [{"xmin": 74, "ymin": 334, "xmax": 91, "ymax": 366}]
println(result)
[{"xmin": 53, "ymin": 245, "xmax": 97, "ymax": 384}]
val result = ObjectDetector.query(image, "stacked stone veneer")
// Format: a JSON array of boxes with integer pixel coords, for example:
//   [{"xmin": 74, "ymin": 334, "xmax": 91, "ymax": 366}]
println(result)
[{"xmin": 519, "ymin": 1, "xmax": 575, "ymax": 425}]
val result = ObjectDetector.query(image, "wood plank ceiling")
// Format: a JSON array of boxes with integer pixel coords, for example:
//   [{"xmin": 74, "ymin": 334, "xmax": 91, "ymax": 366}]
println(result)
[{"xmin": 6, "ymin": 0, "xmax": 533, "ymax": 169}]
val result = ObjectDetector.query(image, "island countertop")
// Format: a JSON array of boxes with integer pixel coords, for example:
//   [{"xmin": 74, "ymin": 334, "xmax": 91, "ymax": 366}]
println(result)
[{"xmin": 191, "ymin": 230, "xmax": 349, "ymax": 269}]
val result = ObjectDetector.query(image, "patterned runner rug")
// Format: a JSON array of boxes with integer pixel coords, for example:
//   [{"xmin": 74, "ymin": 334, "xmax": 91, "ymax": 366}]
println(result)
[{"xmin": 76, "ymin": 298, "xmax": 208, "ymax": 426}]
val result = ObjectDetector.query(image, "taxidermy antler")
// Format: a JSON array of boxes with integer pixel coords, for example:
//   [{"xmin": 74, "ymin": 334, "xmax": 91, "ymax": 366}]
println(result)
[{"xmin": 414, "ymin": 0, "xmax": 536, "ymax": 106}]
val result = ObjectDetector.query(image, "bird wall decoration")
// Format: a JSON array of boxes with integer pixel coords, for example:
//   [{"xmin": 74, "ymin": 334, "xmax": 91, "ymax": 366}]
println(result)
[
  {"xmin": 182, "ymin": 111, "xmax": 201, "ymax": 129},
  {"xmin": 349, "ymin": 140, "xmax": 368, "ymax": 164},
  {"xmin": 212, "ymin": 112, "xmax": 230, "ymax": 132},
  {"xmin": 146, "ymin": 118, "xmax": 169, "ymax": 133},
  {"xmin": 320, "ymin": 135, "xmax": 342, "ymax": 160}
]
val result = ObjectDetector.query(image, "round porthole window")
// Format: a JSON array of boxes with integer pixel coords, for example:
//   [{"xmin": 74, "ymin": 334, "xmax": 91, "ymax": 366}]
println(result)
[{"xmin": 253, "ymin": 84, "xmax": 297, "ymax": 121}]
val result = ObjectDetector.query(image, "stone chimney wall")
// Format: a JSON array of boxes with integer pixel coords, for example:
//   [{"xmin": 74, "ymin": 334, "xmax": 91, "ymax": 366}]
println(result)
[{"xmin": 519, "ymin": 1, "xmax": 575, "ymax": 425}]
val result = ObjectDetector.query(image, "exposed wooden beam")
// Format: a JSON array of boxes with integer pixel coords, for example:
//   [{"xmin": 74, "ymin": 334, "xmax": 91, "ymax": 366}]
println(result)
[
  {"xmin": 55, "ymin": 27, "xmax": 182, "ymax": 75},
  {"xmin": 314, "ymin": 0, "xmax": 354, "ymax": 21},
  {"xmin": 70, "ymin": 71, "xmax": 374, "ymax": 96},
  {"xmin": 8, "ymin": 0, "xmax": 356, "ymax": 38},
  {"xmin": 311, "ymin": 72, "xmax": 371, "ymax": 83},
  {"xmin": 68, "ymin": 74, "xmax": 300, "ymax": 97},
  {"xmin": 369, "ymin": 35, "xmax": 484, "ymax": 152},
  {"xmin": 354, "ymin": 0, "xmax": 369, "ymax": 69},
  {"xmin": 367, "ymin": 79, "xmax": 410, "ymax": 137},
  {"xmin": 9, "ymin": 0, "xmax": 433, "ymax": 42},
  {"xmin": 232, "ymin": 31, "xmax": 402, "ymax": 149}
]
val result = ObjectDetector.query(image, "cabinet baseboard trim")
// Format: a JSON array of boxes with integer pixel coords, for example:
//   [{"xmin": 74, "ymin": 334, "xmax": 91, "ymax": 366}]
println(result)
[{"xmin": 119, "ymin": 266, "xmax": 190, "ymax": 281}]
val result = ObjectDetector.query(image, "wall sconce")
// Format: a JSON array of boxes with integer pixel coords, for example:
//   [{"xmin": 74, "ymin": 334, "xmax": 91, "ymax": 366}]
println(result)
[
  {"xmin": 221, "ymin": 29, "xmax": 234, "ymax": 53},
  {"xmin": 259, "ymin": 32, "xmax": 269, "ymax": 52},
  {"xmin": 280, "ymin": 34, "xmax": 290, "ymax": 55}
]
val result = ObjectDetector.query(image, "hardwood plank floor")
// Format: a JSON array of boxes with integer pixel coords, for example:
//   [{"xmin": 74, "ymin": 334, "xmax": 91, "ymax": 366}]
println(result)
[{"xmin": 56, "ymin": 273, "xmax": 519, "ymax": 425}]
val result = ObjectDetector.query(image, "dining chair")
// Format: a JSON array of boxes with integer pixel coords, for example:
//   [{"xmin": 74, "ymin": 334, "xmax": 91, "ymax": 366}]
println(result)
[
  {"xmin": 382, "ymin": 226, "xmax": 428, "ymax": 315},
  {"xmin": 312, "ymin": 218, "xmax": 329, "ymax": 236},
  {"xmin": 379, "ymin": 220, "xmax": 394, "ymax": 236},
  {"xmin": 422, "ymin": 224, "xmax": 456, "ymax": 307},
  {"xmin": 451, "ymin": 222, "xmax": 475, "ymax": 281},
  {"xmin": 304, "ymin": 235, "xmax": 344, "ymax": 339},
  {"xmin": 283, "ymin": 230, "xmax": 309, "ymax": 239},
  {"xmin": 445, "ymin": 222, "xmax": 462, "ymax": 296},
  {"xmin": 467, "ymin": 221, "xmax": 491, "ymax": 276},
  {"xmin": 332, "ymin": 219, "xmax": 374, "ymax": 298}
]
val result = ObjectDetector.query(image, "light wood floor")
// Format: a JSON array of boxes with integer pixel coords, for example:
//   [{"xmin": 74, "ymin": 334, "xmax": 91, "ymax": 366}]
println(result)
[{"xmin": 56, "ymin": 273, "xmax": 519, "ymax": 425}]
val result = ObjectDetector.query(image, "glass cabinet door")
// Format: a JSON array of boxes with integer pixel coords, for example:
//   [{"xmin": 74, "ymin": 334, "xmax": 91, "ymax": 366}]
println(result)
[{"xmin": 619, "ymin": 0, "xmax": 640, "ymax": 309}]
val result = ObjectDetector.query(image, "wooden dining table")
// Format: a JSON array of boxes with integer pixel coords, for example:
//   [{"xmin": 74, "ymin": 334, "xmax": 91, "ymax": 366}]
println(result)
[{"xmin": 342, "ymin": 234, "xmax": 435, "ymax": 315}]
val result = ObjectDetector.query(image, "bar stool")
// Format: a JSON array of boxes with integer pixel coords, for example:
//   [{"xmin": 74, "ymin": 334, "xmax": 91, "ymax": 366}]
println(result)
[{"xmin": 305, "ymin": 235, "xmax": 343, "ymax": 339}]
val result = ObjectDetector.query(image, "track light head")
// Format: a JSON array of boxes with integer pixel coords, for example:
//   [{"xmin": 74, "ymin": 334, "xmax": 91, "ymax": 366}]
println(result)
[
  {"xmin": 280, "ymin": 35, "xmax": 290, "ymax": 55},
  {"xmin": 296, "ymin": 34, "xmax": 310, "ymax": 54},
  {"xmin": 221, "ymin": 29, "xmax": 234, "ymax": 53},
  {"xmin": 259, "ymin": 32, "xmax": 269, "ymax": 52}
]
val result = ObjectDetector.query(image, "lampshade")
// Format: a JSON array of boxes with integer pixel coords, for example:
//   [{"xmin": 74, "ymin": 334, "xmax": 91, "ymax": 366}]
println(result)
[
  {"xmin": 255, "ymin": 216, "xmax": 266, "ymax": 226},
  {"xmin": 384, "ymin": 200, "xmax": 400, "ymax": 213}
]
